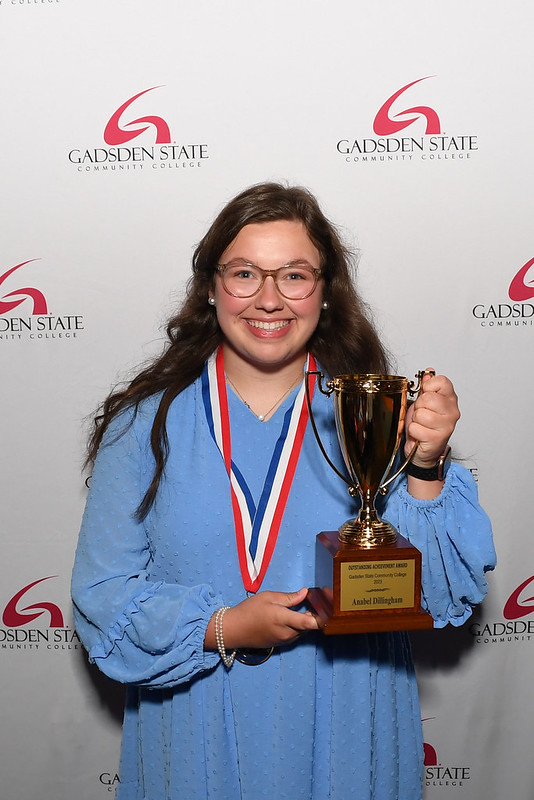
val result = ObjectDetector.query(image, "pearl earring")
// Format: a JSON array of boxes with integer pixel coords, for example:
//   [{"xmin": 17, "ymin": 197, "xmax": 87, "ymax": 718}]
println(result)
[
  {"xmin": 208, "ymin": 297, "xmax": 216, "ymax": 306},
  {"xmin": 322, "ymin": 301, "xmax": 329, "ymax": 310}
]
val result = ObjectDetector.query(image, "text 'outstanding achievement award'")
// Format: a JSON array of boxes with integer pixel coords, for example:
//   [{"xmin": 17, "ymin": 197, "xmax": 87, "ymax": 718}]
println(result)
[{"xmin": 305, "ymin": 372, "xmax": 434, "ymax": 634}]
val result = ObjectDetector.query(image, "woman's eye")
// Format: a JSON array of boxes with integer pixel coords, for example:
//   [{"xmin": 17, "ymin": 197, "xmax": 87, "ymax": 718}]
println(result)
[{"xmin": 280, "ymin": 270, "xmax": 308, "ymax": 281}]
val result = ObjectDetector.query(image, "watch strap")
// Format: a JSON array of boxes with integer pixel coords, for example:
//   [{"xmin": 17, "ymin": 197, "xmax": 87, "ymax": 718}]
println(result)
[{"xmin": 406, "ymin": 445, "xmax": 451, "ymax": 481}]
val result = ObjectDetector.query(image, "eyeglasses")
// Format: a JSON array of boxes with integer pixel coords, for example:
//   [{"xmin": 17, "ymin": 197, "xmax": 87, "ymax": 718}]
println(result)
[{"xmin": 216, "ymin": 259, "xmax": 322, "ymax": 300}]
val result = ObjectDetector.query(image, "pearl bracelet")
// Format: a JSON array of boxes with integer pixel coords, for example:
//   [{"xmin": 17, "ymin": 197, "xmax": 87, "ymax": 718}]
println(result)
[{"xmin": 214, "ymin": 606, "xmax": 236, "ymax": 668}]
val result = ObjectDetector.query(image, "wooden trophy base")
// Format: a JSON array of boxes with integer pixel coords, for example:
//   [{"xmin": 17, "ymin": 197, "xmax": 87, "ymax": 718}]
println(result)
[{"xmin": 307, "ymin": 530, "xmax": 434, "ymax": 635}]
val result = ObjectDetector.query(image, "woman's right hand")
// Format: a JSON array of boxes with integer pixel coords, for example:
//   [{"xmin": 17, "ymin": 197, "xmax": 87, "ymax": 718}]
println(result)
[{"xmin": 204, "ymin": 587, "xmax": 319, "ymax": 651}]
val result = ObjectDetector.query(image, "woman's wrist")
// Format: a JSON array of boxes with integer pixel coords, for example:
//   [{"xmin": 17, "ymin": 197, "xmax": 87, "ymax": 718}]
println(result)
[
  {"xmin": 406, "ymin": 446, "xmax": 451, "ymax": 481},
  {"xmin": 214, "ymin": 606, "xmax": 236, "ymax": 667},
  {"xmin": 205, "ymin": 606, "xmax": 238, "ymax": 667}
]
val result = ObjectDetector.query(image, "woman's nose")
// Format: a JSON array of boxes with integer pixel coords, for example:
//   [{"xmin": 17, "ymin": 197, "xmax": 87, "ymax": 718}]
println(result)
[{"xmin": 254, "ymin": 275, "xmax": 285, "ymax": 310}]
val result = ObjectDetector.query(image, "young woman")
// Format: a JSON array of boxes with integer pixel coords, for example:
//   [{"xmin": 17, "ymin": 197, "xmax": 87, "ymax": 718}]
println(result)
[{"xmin": 72, "ymin": 183, "xmax": 495, "ymax": 800}]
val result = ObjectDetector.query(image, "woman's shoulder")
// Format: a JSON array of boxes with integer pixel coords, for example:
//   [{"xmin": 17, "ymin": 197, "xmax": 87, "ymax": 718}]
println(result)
[{"xmin": 103, "ymin": 379, "xmax": 200, "ymax": 445}]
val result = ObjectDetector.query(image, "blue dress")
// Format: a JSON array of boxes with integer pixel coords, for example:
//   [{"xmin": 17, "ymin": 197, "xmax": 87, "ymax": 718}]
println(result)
[{"xmin": 71, "ymin": 371, "xmax": 495, "ymax": 800}]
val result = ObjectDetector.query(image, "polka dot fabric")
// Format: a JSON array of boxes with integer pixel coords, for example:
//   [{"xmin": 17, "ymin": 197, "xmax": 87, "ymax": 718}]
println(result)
[{"xmin": 72, "ymin": 375, "xmax": 495, "ymax": 799}]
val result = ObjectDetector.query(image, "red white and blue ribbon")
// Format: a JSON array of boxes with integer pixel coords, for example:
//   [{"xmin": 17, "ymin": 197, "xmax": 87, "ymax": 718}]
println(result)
[{"xmin": 202, "ymin": 347, "xmax": 316, "ymax": 593}]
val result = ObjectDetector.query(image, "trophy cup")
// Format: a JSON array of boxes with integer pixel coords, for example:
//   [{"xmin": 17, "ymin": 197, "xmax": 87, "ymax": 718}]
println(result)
[{"xmin": 305, "ymin": 372, "xmax": 434, "ymax": 634}]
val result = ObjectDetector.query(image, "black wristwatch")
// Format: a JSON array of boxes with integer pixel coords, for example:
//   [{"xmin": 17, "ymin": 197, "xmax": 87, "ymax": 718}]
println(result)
[{"xmin": 406, "ymin": 446, "xmax": 451, "ymax": 481}]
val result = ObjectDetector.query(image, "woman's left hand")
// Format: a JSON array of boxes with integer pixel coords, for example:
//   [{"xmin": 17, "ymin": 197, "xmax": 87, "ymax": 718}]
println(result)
[{"xmin": 404, "ymin": 369, "xmax": 460, "ymax": 467}]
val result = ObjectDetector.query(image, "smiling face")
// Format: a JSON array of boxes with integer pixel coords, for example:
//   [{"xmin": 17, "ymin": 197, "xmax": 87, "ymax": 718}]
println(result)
[{"xmin": 211, "ymin": 220, "xmax": 324, "ymax": 376}]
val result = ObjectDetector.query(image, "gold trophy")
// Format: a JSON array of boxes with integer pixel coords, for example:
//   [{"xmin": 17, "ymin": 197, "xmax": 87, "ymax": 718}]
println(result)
[{"xmin": 305, "ymin": 372, "xmax": 434, "ymax": 634}]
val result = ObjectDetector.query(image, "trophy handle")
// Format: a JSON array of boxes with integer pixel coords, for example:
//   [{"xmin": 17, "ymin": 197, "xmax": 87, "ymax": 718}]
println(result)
[
  {"xmin": 379, "ymin": 369, "xmax": 433, "ymax": 493},
  {"xmin": 379, "ymin": 441, "xmax": 418, "ymax": 493},
  {"xmin": 305, "ymin": 371, "xmax": 354, "ymax": 489},
  {"xmin": 309, "ymin": 370, "xmax": 334, "ymax": 397},
  {"xmin": 407, "ymin": 369, "xmax": 434, "ymax": 395}
]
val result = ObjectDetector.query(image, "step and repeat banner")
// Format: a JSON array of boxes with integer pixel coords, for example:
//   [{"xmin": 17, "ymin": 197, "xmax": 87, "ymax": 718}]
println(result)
[{"xmin": 1, "ymin": 2, "xmax": 532, "ymax": 799}]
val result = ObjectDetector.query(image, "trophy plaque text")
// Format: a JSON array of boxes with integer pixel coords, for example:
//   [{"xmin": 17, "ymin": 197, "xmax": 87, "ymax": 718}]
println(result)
[{"xmin": 305, "ymin": 372, "xmax": 434, "ymax": 635}]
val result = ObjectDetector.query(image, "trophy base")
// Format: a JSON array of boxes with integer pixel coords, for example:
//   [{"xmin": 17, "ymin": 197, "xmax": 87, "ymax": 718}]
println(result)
[{"xmin": 307, "ymin": 530, "xmax": 434, "ymax": 635}]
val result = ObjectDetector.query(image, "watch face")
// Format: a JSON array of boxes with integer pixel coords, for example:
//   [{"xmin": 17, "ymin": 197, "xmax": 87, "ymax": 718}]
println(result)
[{"xmin": 235, "ymin": 647, "xmax": 275, "ymax": 666}]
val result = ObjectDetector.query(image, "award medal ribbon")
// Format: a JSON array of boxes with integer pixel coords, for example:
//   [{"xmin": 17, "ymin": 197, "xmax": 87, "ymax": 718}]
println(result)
[{"xmin": 202, "ymin": 347, "xmax": 317, "ymax": 594}]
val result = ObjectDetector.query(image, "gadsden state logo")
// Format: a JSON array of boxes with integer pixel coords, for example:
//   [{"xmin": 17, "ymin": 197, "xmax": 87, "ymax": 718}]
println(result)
[
  {"xmin": 68, "ymin": 85, "xmax": 209, "ymax": 172},
  {"xmin": 469, "ymin": 575, "xmax": 534, "ymax": 643},
  {"xmin": 1, "ymin": 576, "xmax": 81, "ymax": 651},
  {"xmin": 423, "ymin": 718, "xmax": 471, "ymax": 789},
  {"xmin": 337, "ymin": 75, "xmax": 478, "ymax": 162},
  {"xmin": 472, "ymin": 257, "xmax": 534, "ymax": 328},
  {"xmin": 0, "ymin": 259, "xmax": 84, "ymax": 341}
]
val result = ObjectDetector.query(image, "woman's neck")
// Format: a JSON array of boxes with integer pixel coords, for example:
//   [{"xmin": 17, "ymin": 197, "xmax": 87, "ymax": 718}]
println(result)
[{"xmin": 221, "ymin": 344, "xmax": 307, "ymax": 421}]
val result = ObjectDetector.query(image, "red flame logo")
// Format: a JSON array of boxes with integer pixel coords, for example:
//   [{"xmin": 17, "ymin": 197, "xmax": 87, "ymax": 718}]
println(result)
[
  {"xmin": 373, "ymin": 77, "xmax": 441, "ymax": 136},
  {"xmin": 503, "ymin": 576, "xmax": 534, "ymax": 620},
  {"xmin": 508, "ymin": 257, "xmax": 534, "ymax": 302},
  {"xmin": 2, "ymin": 577, "xmax": 64, "ymax": 628},
  {"xmin": 0, "ymin": 260, "xmax": 48, "ymax": 315},
  {"xmin": 104, "ymin": 87, "xmax": 172, "ymax": 145}
]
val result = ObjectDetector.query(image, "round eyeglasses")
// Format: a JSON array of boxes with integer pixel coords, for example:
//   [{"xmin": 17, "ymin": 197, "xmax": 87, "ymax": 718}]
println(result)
[{"xmin": 217, "ymin": 260, "xmax": 322, "ymax": 300}]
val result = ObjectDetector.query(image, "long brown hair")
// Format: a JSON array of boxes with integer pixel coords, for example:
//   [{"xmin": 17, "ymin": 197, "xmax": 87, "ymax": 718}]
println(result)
[{"xmin": 87, "ymin": 183, "xmax": 389, "ymax": 519}]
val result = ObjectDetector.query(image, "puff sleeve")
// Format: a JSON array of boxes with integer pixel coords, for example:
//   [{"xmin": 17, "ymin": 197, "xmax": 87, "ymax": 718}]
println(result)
[
  {"xmin": 382, "ymin": 463, "xmax": 496, "ymax": 628},
  {"xmin": 71, "ymin": 410, "xmax": 222, "ymax": 688}
]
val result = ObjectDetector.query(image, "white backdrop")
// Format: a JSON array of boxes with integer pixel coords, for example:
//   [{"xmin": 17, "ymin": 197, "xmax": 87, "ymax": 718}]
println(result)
[{"xmin": 1, "ymin": 2, "xmax": 533, "ymax": 798}]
